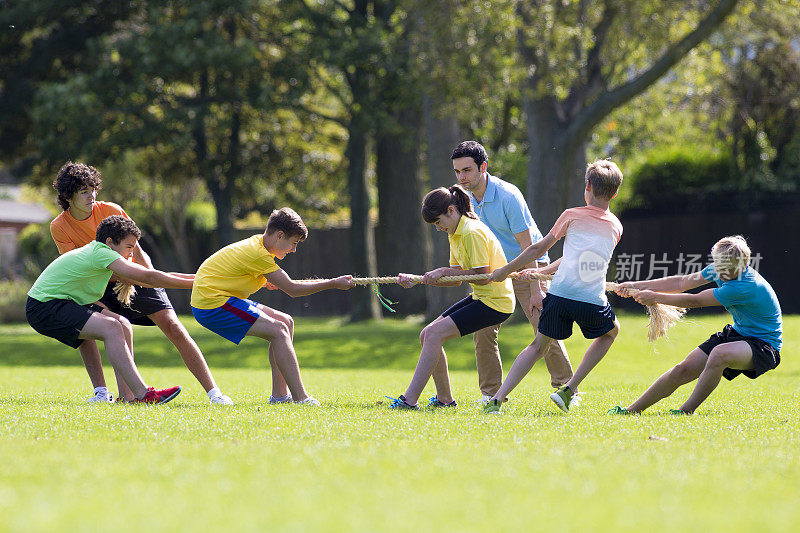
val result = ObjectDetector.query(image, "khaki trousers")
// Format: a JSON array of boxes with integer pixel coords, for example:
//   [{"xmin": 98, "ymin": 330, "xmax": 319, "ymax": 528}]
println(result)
[{"xmin": 474, "ymin": 276, "xmax": 573, "ymax": 395}]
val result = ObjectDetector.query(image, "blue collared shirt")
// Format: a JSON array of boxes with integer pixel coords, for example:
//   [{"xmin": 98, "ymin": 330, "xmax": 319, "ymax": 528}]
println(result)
[{"xmin": 467, "ymin": 174, "xmax": 548, "ymax": 263}]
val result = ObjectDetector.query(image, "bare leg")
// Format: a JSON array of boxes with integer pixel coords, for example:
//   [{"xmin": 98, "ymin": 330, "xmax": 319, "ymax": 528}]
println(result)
[
  {"xmin": 113, "ymin": 314, "xmax": 136, "ymax": 401},
  {"xmin": 680, "ymin": 341, "xmax": 754, "ymax": 413},
  {"xmin": 257, "ymin": 305, "xmax": 292, "ymax": 398},
  {"xmin": 491, "ymin": 333, "xmax": 552, "ymax": 403},
  {"xmin": 626, "ymin": 348, "xmax": 708, "ymax": 413},
  {"xmin": 430, "ymin": 347, "xmax": 453, "ymax": 404},
  {"xmin": 403, "ymin": 316, "xmax": 460, "ymax": 405},
  {"xmin": 512, "ymin": 278, "xmax": 573, "ymax": 387},
  {"xmin": 79, "ymin": 311, "xmax": 148, "ymax": 399},
  {"xmin": 564, "ymin": 320, "xmax": 620, "ymax": 391},
  {"xmin": 78, "ymin": 340, "xmax": 106, "ymax": 388},
  {"xmin": 150, "ymin": 309, "xmax": 217, "ymax": 393},
  {"xmin": 245, "ymin": 310, "xmax": 309, "ymax": 402}
]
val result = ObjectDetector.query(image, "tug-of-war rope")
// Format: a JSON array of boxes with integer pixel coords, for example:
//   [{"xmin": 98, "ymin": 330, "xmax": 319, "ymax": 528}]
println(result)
[
  {"xmin": 339, "ymin": 271, "xmax": 686, "ymax": 343},
  {"xmin": 112, "ymin": 271, "xmax": 685, "ymax": 343}
]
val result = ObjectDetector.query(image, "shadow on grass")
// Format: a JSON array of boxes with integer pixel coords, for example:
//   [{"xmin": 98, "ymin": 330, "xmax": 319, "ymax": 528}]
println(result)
[{"xmin": 1, "ymin": 318, "xmax": 535, "ymax": 372}]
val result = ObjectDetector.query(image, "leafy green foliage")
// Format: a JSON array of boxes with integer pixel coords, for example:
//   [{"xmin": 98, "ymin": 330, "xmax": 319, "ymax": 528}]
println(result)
[{"xmin": 625, "ymin": 145, "xmax": 737, "ymax": 211}]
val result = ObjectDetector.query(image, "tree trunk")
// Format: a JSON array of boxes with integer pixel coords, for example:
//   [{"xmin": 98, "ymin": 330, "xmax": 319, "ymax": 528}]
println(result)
[
  {"xmin": 346, "ymin": 112, "xmax": 381, "ymax": 321},
  {"xmin": 422, "ymin": 93, "xmax": 468, "ymax": 320},
  {"xmin": 523, "ymin": 96, "xmax": 587, "ymax": 259},
  {"xmin": 376, "ymin": 108, "xmax": 428, "ymax": 315}
]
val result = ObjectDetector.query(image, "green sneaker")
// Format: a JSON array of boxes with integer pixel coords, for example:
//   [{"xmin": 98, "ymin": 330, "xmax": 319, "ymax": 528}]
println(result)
[
  {"xmin": 483, "ymin": 399, "xmax": 502, "ymax": 415},
  {"xmin": 608, "ymin": 405, "xmax": 630, "ymax": 415},
  {"xmin": 550, "ymin": 385, "xmax": 573, "ymax": 413},
  {"xmin": 669, "ymin": 408, "xmax": 690, "ymax": 416}
]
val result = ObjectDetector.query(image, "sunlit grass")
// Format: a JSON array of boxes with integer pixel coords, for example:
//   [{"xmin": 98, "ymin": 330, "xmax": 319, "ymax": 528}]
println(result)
[{"xmin": 0, "ymin": 313, "xmax": 798, "ymax": 531}]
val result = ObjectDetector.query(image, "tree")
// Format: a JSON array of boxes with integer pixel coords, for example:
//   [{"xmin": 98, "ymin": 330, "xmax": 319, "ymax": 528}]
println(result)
[
  {"xmin": 0, "ymin": 0, "xmax": 136, "ymax": 175},
  {"xmin": 29, "ymin": 0, "xmax": 347, "ymax": 250},
  {"xmin": 516, "ymin": 0, "xmax": 741, "ymax": 229}
]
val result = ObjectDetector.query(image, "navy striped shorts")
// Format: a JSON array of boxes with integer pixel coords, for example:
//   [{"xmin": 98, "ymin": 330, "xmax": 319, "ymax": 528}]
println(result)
[{"xmin": 538, "ymin": 293, "xmax": 616, "ymax": 340}]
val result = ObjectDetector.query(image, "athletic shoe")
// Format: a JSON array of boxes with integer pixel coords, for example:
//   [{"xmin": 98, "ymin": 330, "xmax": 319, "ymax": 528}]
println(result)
[
  {"xmin": 386, "ymin": 395, "xmax": 419, "ymax": 410},
  {"xmin": 476, "ymin": 394, "xmax": 492, "ymax": 406},
  {"xmin": 210, "ymin": 394, "xmax": 233, "ymax": 405},
  {"xmin": 483, "ymin": 399, "xmax": 502, "ymax": 415},
  {"xmin": 86, "ymin": 390, "xmax": 113, "ymax": 403},
  {"xmin": 669, "ymin": 408, "xmax": 690, "ymax": 416},
  {"xmin": 550, "ymin": 385, "xmax": 573, "ymax": 413},
  {"xmin": 131, "ymin": 385, "xmax": 181, "ymax": 405},
  {"xmin": 427, "ymin": 396, "xmax": 457, "ymax": 408},
  {"xmin": 269, "ymin": 394, "xmax": 293, "ymax": 404},
  {"xmin": 608, "ymin": 405, "xmax": 630, "ymax": 415},
  {"xmin": 295, "ymin": 396, "xmax": 320, "ymax": 406}
]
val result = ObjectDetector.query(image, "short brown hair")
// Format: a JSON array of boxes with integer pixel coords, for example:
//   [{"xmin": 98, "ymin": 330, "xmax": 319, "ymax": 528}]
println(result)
[
  {"xmin": 266, "ymin": 207, "xmax": 308, "ymax": 240},
  {"xmin": 96, "ymin": 215, "xmax": 141, "ymax": 244},
  {"xmin": 53, "ymin": 162, "xmax": 103, "ymax": 211},
  {"xmin": 585, "ymin": 159, "xmax": 623, "ymax": 200}
]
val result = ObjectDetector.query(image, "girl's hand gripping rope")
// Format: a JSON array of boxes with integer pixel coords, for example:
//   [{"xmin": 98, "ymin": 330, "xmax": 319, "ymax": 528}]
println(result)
[
  {"xmin": 398, "ymin": 273, "xmax": 420, "ymax": 288},
  {"xmin": 488, "ymin": 266, "xmax": 510, "ymax": 283}
]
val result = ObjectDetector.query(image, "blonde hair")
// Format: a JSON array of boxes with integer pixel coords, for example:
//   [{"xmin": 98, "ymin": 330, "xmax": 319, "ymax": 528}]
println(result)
[
  {"xmin": 585, "ymin": 159, "xmax": 623, "ymax": 200},
  {"xmin": 711, "ymin": 235, "xmax": 751, "ymax": 278}
]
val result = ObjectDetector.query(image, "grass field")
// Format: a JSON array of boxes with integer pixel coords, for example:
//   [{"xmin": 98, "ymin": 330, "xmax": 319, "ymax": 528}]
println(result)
[{"xmin": 1, "ymin": 312, "xmax": 798, "ymax": 532}]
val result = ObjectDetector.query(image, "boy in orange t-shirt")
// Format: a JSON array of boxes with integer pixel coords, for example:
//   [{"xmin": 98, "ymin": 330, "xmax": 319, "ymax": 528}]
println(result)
[{"xmin": 50, "ymin": 162, "xmax": 231, "ymax": 405}]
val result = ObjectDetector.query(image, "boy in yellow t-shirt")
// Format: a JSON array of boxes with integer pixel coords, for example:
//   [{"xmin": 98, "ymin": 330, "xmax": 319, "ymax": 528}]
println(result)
[
  {"xmin": 191, "ymin": 207, "xmax": 354, "ymax": 405},
  {"xmin": 388, "ymin": 185, "xmax": 515, "ymax": 410}
]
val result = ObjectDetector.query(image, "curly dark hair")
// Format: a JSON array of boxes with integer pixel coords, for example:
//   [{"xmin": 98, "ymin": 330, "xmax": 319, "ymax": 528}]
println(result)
[
  {"xmin": 95, "ymin": 215, "xmax": 141, "ymax": 245},
  {"xmin": 53, "ymin": 162, "xmax": 103, "ymax": 211}
]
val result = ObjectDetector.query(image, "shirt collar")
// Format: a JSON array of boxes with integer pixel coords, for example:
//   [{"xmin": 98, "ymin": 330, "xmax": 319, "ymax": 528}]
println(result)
[
  {"xmin": 470, "ymin": 173, "xmax": 498, "ymax": 205},
  {"xmin": 453, "ymin": 215, "xmax": 467, "ymax": 237}
]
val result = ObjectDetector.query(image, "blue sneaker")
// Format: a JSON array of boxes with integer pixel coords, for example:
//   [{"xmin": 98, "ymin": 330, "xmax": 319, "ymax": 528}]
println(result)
[
  {"xmin": 386, "ymin": 395, "xmax": 419, "ymax": 410},
  {"xmin": 427, "ymin": 396, "xmax": 457, "ymax": 408}
]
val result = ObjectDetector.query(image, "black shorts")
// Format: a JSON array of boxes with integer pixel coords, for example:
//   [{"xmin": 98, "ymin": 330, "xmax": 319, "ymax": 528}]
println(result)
[
  {"xmin": 698, "ymin": 324, "xmax": 781, "ymax": 381},
  {"xmin": 441, "ymin": 296, "xmax": 512, "ymax": 337},
  {"xmin": 538, "ymin": 293, "xmax": 616, "ymax": 340},
  {"xmin": 98, "ymin": 284, "xmax": 173, "ymax": 326},
  {"xmin": 26, "ymin": 297, "xmax": 104, "ymax": 349}
]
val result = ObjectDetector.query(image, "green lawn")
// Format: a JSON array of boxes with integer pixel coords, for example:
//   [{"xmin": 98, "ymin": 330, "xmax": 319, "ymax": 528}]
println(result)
[{"xmin": 1, "ymin": 313, "xmax": 798, "ymax": 532}]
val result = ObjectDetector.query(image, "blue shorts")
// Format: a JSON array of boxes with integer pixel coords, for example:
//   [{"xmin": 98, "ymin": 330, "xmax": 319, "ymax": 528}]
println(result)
[
  {"xmin": 191, "ymin": 297, "xmax": 262, "ymax": 344},
  {"xmin": 538, "ymin": 293, "xmax": 616, "ymax": 340},
  {"xmin": 441, "ymin": 295, "xmax": 511, "ymax": 336}
]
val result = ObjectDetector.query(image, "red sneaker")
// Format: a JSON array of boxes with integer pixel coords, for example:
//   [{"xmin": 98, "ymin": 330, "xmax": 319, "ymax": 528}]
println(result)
[{"xmin": 133, "ymin": 386, "xmax": 181, "ymax": 405}]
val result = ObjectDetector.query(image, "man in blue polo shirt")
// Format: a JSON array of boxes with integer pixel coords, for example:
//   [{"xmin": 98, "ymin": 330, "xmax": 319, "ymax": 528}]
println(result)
[{"xmin": 451, "ymin": 140, "xmax": 573, "ymax": 401}]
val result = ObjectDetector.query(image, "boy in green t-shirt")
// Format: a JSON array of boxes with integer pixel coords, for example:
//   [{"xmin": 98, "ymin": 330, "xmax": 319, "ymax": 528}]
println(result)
[{"xmin": 26, "ymin": 215, "xmax": 195, "ymax": 404}]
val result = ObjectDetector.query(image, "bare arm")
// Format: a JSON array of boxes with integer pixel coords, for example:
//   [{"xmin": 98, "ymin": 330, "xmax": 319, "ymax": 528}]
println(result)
[
  {"xmin": 619, "ymin": 271, "xmax": 710, "ymax": 294},
  {"xmin": 632, "ymin": 288, "xmax": 721, "ymax": 309},
  {"xmin": 108, "ymin": 259, "xmax": 194, "ymax": 289},
  {"xmin": 490, "ymin": 234, "xmax": 557, "ymax": 282},
  {"xmin": 538, "ymin": 257, "xmax": 562, "ymax": 276},
  {"xmin": 266, "ymin": 269, "xmax": 354, "ymax": 297},
  {"xmin": 132, "ymin": 243, "xmax": 154, "ymax": 268}
]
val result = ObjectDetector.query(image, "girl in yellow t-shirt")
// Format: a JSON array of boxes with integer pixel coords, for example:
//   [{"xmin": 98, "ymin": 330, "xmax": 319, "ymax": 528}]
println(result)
[{"xmin": 388, "ymin": 185, "xmax": 515, "ymax": 410}]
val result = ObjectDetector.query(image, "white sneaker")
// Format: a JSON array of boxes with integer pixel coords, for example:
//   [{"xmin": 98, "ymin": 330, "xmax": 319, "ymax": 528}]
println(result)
[
  {"xmin": 269, "ymin": 394, "xmax": 293, "ymax": 404},
  {"xmin": 295, "ymin": 396, "xmax": 320, "ymax": 406},
  {"xmin": 476, "ymin": 394, "xmax": 492, "ymax": 406},
  {"xmin": 86, "ymin": 390, "xmax": 113, "ymax": 403},
  {"xmin": 210, "ymin": 394, "xmax": 233, "ymax": 405}
]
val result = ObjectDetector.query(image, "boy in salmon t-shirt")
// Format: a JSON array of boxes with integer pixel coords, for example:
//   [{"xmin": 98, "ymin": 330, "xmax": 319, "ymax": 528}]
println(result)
[
  {"xmin": 50, "ymin": 162, "xmax": 231, "ymax": 404},
  {"xmin": 485, "ymin": 160, "xmax": 624, "ymax": 414}
]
